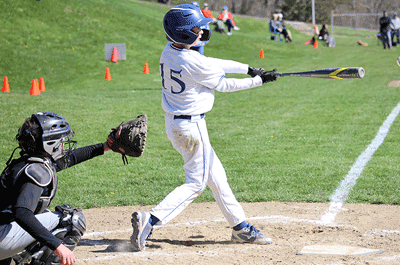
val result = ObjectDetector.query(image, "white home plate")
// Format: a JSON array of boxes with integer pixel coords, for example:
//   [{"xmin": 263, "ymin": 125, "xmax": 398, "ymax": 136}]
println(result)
[{"xmin": 297, "ymin": 245, "xmax": 384, "ymax": 256}]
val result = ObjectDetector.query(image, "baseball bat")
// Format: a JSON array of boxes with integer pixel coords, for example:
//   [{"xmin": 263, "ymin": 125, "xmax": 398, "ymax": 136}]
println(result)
[{"xmin": 276, "ymin": 67, "xmax": 365, "ymax": 79}]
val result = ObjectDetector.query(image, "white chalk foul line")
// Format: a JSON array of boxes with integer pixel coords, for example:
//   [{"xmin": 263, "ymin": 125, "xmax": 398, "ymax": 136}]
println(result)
[{"xmin": 320, "ymin": 102, "xmax": 400, "ymax": 225}]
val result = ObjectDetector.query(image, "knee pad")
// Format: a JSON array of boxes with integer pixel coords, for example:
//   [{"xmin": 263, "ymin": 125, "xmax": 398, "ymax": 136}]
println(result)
[
  {"xmin": 54, "ymin": 204, "xmax": 86, "ymax": 250},
  {"xmin": 55, "ymin": 204, "xmax": 86, "ymax": 236},
  {"xmin": 10, "ymin": 206, "xmax": 86, "ymax": 265},
  {"xmin": 28, "ymin": 205, "xmax": 87, "ymax": 265}
]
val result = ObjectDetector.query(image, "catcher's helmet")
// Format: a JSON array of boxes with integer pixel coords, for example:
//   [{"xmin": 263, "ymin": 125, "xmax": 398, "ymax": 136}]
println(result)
[
  {"xmin": 163, "ymin": 4, "xmax": 213, "ymax": 45},
  {"xmin": 17, "ymin": 112, "xmax": 76, "ymax": 165}
]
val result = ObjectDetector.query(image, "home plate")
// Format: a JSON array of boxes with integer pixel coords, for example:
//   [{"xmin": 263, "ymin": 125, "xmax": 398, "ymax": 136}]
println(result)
[{"xmin": 297, "ymin": 245, "xmax": 385, "ymax": 256}]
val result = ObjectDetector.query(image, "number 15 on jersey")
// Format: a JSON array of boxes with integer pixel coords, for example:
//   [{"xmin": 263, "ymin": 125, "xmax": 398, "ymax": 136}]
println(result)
[{"xmin": 160, "ymin": 63, "xmax": 186, "ymax": 94}]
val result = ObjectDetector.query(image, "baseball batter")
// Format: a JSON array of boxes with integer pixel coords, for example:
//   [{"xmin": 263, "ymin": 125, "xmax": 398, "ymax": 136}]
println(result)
[{"xmin": 131, "ymin": 4, "xmax": 278, "ymax": 251}]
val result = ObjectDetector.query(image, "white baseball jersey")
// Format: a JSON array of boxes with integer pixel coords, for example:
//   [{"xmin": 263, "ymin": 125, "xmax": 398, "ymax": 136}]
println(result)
[
  {"xmin": 160, "ymin": 43, "xmax": 262, "ymax": 115},
  {"xmin": 150, "ymin": 43, "xmax": 263, "ymax": 227}
]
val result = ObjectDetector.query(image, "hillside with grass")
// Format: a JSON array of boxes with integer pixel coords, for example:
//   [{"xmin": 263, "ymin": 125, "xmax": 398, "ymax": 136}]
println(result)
[{"xmin": 1, "ymin": 0, "xmax": 399, "ymax": 209}]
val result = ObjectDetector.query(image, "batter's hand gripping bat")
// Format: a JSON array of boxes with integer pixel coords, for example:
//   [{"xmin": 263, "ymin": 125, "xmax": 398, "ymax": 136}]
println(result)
[{"xmin": 276, "ymin": 67, "xmax": 365, "ymax": 79}]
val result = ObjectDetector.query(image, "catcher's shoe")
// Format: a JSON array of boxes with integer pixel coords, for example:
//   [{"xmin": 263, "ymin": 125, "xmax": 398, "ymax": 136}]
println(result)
[
  {"xmin": 231, "ymin": 224, "xmax": 272, "ymax": 245},
  {"xmin": 130, "ymin": 212, "xmax": 153, "ymax": 251}
]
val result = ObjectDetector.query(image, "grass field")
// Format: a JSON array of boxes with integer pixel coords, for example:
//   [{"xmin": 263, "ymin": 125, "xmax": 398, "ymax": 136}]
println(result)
[{"xmin": 1, "ymin": 0, "xmax": 399, "ymax": 209}]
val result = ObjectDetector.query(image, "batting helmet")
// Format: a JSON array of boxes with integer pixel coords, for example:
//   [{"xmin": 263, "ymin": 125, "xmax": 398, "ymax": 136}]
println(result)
[
  {"xmin": 17, "ymin": 112, "xmax": 76, "ymax": 167},
  {"xmin": 163, "ymin": 4, "xmax": 213, "ymax": 45}
]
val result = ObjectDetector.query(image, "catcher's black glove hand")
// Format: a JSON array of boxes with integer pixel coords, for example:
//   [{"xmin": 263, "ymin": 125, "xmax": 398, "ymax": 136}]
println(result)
[
  {"xmin": 247, "ymin": 67, "xmax": 265, "ymax": 77},
  {"xmin": 107, "ymin": 114, "xmax": 147, "ymax": 164},
  {"xmin": 260, "ymin": 68, "xmax": 278, "ymax": 84}
]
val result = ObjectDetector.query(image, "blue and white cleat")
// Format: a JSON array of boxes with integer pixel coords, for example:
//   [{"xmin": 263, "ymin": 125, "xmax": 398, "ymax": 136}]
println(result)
[
  {"xmin": 130, "ymin": 212, "xmax": 153, "ymax": 251},
  {"xmin": 231, "ymin": 224, "xmax": 272, "ymax": 245}
]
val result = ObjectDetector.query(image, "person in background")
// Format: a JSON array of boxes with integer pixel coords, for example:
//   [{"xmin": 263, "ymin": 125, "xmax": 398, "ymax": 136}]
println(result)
[
  {"xmin": 379, "ymin": 11, "xmax": 392, "ymax": 49},
  {"xmin": 269, "ymin": 13, "xmax": 279, "ymax": 31},
  {"xmin": 202, "ymin": 3, "xmax": 226, "ymax": 34},
  {"xmin": 217, "ymin": 6, "xmax": 240, "ymax": 35},
  {"xmin": 318, "ymin": 24, "xmax": 329, "ymax": 41},
  {"xmin": 390, "ymin": 12, "xmax": 400, "ymax": 47},
  {"xmin": 276, "ymin": 13, "xmax": 292, "ymax": 42}
]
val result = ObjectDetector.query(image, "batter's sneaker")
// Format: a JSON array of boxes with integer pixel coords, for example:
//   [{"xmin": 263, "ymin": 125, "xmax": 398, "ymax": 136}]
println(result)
[
  {"xmin": 130, "ymin": 212, "xmax": 153, "ymax": 251},
  {"xmin": 231, "ymin": 224, "xmax": 272, "ymax": 245}
]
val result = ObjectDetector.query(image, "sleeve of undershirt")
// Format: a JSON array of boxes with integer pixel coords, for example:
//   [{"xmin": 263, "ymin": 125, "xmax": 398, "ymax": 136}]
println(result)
[
  {"xmin": 60, "ymin": 143, "xmax": 105, "ymax": 171},
  {"xmin": 14, "ymin": 182, "xmax": 62, "ymax": 250}
]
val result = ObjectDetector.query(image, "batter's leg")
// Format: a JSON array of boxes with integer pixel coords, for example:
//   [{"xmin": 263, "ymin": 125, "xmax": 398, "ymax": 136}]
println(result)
[
  {"xmin": 207, "ymin": 148, "xmax": 246, "ymax": 227},
  {"xmin": 150, "ymin": 115, "xmax": 211, "ymax": 225}
]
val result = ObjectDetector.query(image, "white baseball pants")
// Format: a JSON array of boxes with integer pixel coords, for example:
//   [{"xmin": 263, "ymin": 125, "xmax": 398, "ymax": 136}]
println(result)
[{"xmin": 150, "ymin": 113, "xmax": 246, "ymax": 227}]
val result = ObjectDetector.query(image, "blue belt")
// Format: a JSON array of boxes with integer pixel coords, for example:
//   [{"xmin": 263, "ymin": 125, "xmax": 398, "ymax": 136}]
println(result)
[{"xmin": 174, "ymin": 113, "xmax": 205, "ymax": 120}]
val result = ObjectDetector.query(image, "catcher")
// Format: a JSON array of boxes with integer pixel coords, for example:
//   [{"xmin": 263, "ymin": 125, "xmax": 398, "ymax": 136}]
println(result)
[{"xmin": 0, "ymin": 113, "xmax": 146, "ymax": 265}]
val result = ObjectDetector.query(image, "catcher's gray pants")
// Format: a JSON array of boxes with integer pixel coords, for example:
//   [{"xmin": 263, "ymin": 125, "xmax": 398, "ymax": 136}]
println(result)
[{"xmin": 0, "ymin": 211, "xmax": 61, "ymax": 260}]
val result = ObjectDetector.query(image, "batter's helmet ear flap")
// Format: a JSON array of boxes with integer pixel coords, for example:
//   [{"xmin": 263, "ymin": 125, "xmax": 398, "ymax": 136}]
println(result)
[{"xmin": 200, "ymin": 28, "xmax": 211, "ymax": 41}]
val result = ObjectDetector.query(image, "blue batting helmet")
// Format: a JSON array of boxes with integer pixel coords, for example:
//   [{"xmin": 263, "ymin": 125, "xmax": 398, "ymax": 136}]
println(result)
[{"xmin": 163, "ymin": 4, "xmax": 213, "ymax": 45}]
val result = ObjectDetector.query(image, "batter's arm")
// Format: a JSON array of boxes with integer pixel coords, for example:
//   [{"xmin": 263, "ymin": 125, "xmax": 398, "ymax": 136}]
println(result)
[
  {"xmin": 214, "ymin": 75, "xmax": 263, "ymax": 92},
  {"xmin": 206, "ymin": 57, "xmax": 248, "ymax": 74}
]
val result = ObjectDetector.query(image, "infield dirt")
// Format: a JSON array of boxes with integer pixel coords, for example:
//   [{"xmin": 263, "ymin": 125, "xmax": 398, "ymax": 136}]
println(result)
[{"xmin": 75, "ymin": 201, "xmax": 400, "ymax": 264}]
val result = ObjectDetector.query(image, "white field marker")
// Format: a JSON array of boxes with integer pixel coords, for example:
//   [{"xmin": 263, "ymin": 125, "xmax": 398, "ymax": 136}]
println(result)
[{"xmin": 320, "ymin": 102, "xmax": 400, "ymax": 224}]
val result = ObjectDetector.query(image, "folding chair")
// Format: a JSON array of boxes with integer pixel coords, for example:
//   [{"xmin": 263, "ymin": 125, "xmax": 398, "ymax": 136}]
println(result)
[{"xmin": 268, "ymin": 21, "xmax": 282, "ymax": 41}]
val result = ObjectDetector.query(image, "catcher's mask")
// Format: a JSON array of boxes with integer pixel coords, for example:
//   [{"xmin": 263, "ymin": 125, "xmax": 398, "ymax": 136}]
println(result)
[{"xmin": 16, "ymin": 112, "xmax": 77, "ymax": 169}]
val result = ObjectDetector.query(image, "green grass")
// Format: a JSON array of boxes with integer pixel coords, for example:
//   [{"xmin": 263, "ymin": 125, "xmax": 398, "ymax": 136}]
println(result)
[{"xmin": 1, "ymin": 0, "xmax": 399, "ymax": 209}]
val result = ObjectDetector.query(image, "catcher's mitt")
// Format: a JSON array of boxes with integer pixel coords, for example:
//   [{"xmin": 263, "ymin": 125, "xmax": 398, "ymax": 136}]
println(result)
[{"xmin": 107, "ymin": 114, "xmax": 147, "ymax": 164}]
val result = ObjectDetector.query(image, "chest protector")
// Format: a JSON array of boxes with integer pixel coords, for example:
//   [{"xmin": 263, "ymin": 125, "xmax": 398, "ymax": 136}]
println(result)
[{"xmin": 0, "ymin": 156, "xmax": 58, "ymax": 216}]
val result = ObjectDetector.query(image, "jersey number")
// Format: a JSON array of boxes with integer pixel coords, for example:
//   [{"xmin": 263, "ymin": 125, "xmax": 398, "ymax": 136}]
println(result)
[{"xmin": 160, "ymin": 63, "xmax": 186, "ymax": 94}]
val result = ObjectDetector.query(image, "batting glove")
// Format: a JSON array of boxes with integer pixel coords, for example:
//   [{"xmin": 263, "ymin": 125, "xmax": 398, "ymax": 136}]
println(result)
[
  {"xmin": 260, "ymin": 69, "xmax": 278, "ymax": 84},
  {"xmin": 247, "ymin": 67, "xmax": 265, "ymax": 77}
]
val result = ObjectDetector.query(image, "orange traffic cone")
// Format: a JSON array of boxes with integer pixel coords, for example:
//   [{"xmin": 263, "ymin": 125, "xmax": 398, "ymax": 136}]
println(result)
[
  {"xmin": 110, "ymin": 47, "xmax": 119, "ymax": 63},
  {"xmin": 143, "ymin": 62, "xmax": 149, "ymax": 74},
  {"xmin": 2, "ymin": 76, "xmax": 10, "ymax": 93},
  {"xmin": 39, "ymin": 77, "xmax": 46, "ymax": 92},
  {"xmin": 30, "ymin": 79, "xmax": 40, "ymax": 95},
  {"xmin": 105, "ymin": 67, "xmax": 111, "ymax": 80},
  {"xmin": 357, "ymin": 39, "xmax": 368, "ymax": 46},
  {"xmin": 313, "ymin": 39, "xmax": 318, "ymax": 49},
  {"xmin": 259, "ymin": 49, "xmax": 265, "ymax": 58},
  {"xmin": 304, "ymin": 38, "xmax": 313, "ymax": 45}
]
